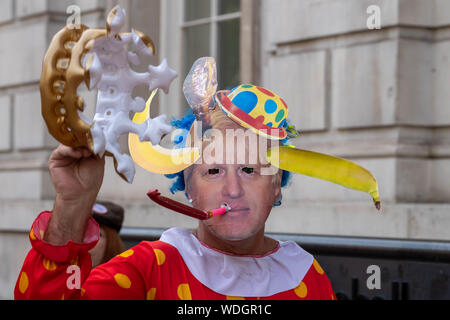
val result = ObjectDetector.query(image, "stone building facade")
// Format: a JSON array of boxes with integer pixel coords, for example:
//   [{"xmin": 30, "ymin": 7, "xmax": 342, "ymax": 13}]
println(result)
[{"xmin": 0, "ymin": 0, "xmax": 448, "ymax": 299}]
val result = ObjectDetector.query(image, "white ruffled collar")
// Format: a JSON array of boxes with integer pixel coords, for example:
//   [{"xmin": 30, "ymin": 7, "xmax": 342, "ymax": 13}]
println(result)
[{"xmin": 160, "ymin": 228, "xmax": 313, "ymax": 297}]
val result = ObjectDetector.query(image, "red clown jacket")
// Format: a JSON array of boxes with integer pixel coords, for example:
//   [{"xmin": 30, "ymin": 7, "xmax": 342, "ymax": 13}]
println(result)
[{"xmin": 15, "ymin": 211, "xmax": 336, "ymax": 300}]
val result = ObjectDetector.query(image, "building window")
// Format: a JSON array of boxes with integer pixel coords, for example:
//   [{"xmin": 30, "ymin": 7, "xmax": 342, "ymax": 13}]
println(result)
[{"xmin": 182, "ymin": 0, "xmax": 241, "ymax": 90}]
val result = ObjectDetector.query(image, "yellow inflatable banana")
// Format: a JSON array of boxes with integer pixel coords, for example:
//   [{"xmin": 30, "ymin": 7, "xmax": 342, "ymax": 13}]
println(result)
[
  {"xmin": 267, "ymin": 146, "xmax": 381, "ymax": 210},
  {"xmin": 129, "ymin": 90, "xmax": 200, "ymax": 174}
]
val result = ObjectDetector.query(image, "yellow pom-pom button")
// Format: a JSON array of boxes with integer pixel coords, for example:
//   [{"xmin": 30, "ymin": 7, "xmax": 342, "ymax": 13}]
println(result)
[
  {"xmin": 294, "ymin": 281, "xmax": 308, "ymax": 298},
  {"xmin": 119, "ymin": 249, "xmax": 134, "ymax": 258},
  {"xmin": 114, "ymin": 273, "xmax": 132, "ymax": 289},
  {"xmin": 154, "ymin": 249, "xmax": 166, "ymax": 266},
  {"xmin": 177, "ymin": 283, "xmax": 192, "ymax": 300},
  {"xmin": 43, "ymin": 258, "xmax": 58, "ymax": 271},
  {"xmin": 147, "ymin": 287, "xmax": 156, "ymax": 300},
  {"xmin": 18, "ymin": 272, "xmax": 29, "ymax": 294},
  {"xmin": 313, "ymin": 259, "xmax": 324, "ymax": 275}
]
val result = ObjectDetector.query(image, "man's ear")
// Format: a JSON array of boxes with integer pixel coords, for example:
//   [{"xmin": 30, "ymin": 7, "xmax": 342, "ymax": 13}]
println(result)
[
  {"xmin": 273, "ymin": 170, "xmax": 283, "ymax": 199},
  {"xmin": 273, "ymin": 175, "xmax": 282, "ymax": 201}
]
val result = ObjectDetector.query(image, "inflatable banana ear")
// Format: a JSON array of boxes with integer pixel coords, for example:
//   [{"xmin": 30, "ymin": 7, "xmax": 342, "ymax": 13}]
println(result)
[
  {"xmin": 266, "ymin": 146, "xmax": 381, "ymax": 210},
  {"xmin": 129, "ymin": 91, "xmax": 201, "ymax": 174},
  {"xmin": 129, "ymin": 57, "xmax": 219, "ymax": 175}
]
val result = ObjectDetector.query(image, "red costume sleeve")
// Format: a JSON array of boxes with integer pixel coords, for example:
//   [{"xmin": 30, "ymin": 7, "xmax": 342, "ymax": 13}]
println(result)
[{"xmin": 14, "ymin": 211, "xmax": 99, "ymax": 300}]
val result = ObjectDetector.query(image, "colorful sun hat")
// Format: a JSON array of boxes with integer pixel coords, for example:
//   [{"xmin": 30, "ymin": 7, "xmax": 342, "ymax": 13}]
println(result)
[{"xmin": 215, "ymin": 84, "xmax": 288, "ymax": 140}]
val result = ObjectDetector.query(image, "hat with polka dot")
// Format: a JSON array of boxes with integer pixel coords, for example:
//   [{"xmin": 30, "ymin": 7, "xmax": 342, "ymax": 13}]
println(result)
[{"xmin": 215, "ymin": 84, "xmax": 289, "ymax": 140}]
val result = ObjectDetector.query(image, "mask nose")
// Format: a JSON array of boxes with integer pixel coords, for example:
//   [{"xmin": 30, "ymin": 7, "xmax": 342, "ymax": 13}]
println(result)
[{"xmin": 222, "ymin": 170, "xmax": 244, "ymax": 199}]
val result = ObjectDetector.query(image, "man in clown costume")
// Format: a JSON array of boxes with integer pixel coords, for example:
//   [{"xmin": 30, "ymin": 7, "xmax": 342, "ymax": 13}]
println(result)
[{"xmin": 15, "ymin": 73, "xmax": 338, "ymax": 299}]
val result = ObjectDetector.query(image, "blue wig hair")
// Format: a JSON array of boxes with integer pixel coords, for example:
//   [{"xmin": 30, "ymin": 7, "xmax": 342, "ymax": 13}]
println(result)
[{"xmin": 164, "ymin": 109, "xmax": 293, "ymax": 199}]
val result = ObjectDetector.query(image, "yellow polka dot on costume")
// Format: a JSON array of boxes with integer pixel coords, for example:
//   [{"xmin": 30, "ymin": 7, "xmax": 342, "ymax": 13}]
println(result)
[
  {"xmin": 154, "ymin": 249, "xmax": 166, "ymax": 266},
  {"xmin": 226, "ymin": 296, "xmax": 245, "ymax": 300},
  {"xmin": 119, "ymin": 249, "xmax": 134, "ymax": 258},
  {"xmin": 313, "ymin": 259, "xmax": 324, "ymax": 275},
  {"xmin": 331, "ymin": 293, "xmax": 335, "ymax": 300},
  {"xmin": 294, "ymin": 281, "xmax": 308, "ymax": 298},
  {"xmin": 147, "ymin": 287, "xmax": 156, "ymax": 300},
  {"xmin": 114, "ymin": 273, "xmax": 132, "ymax": 289},
  {"xmin": 177, "ymin": 283, "xmax": 192, "ymax": 300},
  {"xmin": 43, "ymin": 258, "xmax": 58, "ymax": 271},
  {"xmin": 81, "ymin": 288, "xmax": 86, "ymax": 296},
  {"xmin": 61, "ymin": 294, "xmax": 65, "ymax": 300},
  {"xmin": 29, "ymin": 229, "xmax": 36, "ymax": 241},
  {"xmin": 18, "ymin": 272, "xmax": 29, "ymax": 294}
]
